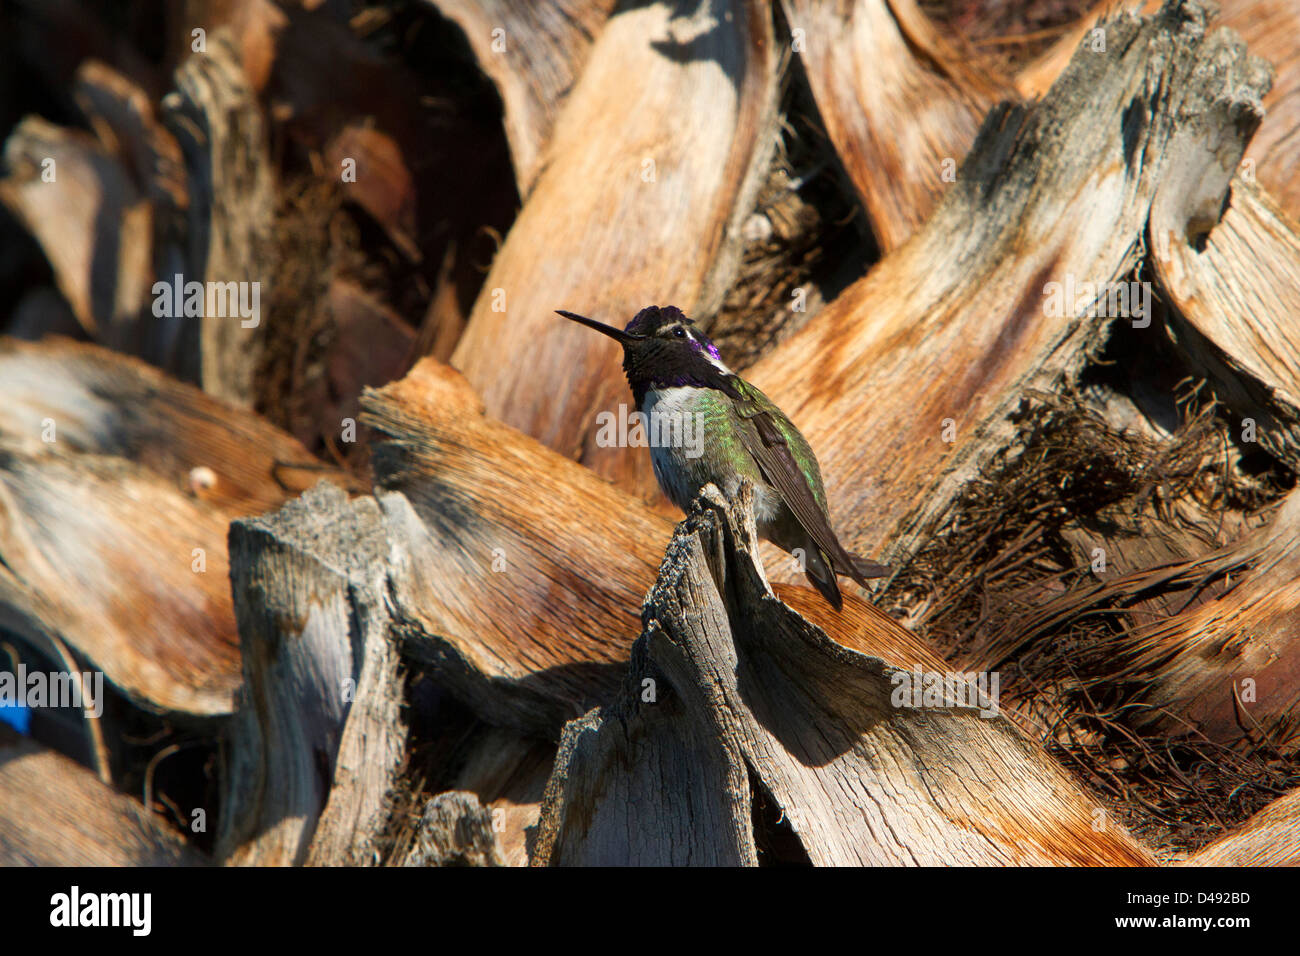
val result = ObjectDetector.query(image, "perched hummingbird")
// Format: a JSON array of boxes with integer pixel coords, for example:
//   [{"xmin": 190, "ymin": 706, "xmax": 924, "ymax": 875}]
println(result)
[{"xmin": 557, "ymin": 304, "xmax": 887, "ymax": 610}]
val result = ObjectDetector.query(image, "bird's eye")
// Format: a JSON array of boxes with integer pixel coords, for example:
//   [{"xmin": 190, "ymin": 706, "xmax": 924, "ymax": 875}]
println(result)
[{"xmin": 673, "ymin": 327, "xmax": 687, "ymax": 338}]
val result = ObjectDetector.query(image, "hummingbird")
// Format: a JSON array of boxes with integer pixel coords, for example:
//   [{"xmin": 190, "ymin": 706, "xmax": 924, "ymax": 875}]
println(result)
[{"xmin": 557, "ymin": 304, "xmax": 887, "ymax": 610}]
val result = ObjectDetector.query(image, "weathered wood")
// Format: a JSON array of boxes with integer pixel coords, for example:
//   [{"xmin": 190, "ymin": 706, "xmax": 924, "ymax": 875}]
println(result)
[
  {"xmin": 1014, "ymin": 0, "xmax": 1156, "ymax": 100},
  {"xmin": 1150, "ymin": 176, "xmax": 1300, "ymax": 468},
  {"xmin": 535, "ymin": 484, "xmax": 1154, "ymax": 866},
  {"xmin": 162, "ymin": 28, "xmax": 275, "ymax": 406},
  {"xmin": 0, "ymin": 58, "xmax": 203, "ymax": 375},
  {"xmin": 1180, "ymin": 787, "xmax": 1300, "ymax": 865},
  {"xmin": 4, "ymin": 0, "xmax": 1294, "ymax": 869},
  {"xmin": 780, "ymin": 0, "xmax": 1006, "ymax": 250},
  {"xmin": 746, "ymin": 0, "xmax": 1272, "ymax": 588},
  {"xmin": 400, "ymin": 791, "xmax": 505, "ymax": 867},
  {"xmin": 365, "ymin": 360, "xmax": 661, "ymax": 734},
  {"xmin": 364, "ymin": 357, "xmax": 949, "ymax": 738},
  {"xmin": 0, "ymin": 443, "xmax": 240, "ymax": 716},
  {"xmin": 0, "ymin": 116, "xmax": 153, "ymax": 338},
  {"xmin": 1226, "ymin": 0, "xmax": 1300, "ymax": 220},
  {"xmin": 0, "ymin": 729, "xmax": 206, "ymax": 866},
  {"xmin": 959, "ymin": 2, "xmax": 1300, "ymax": 753},
  {"xmin": 450, "ymin": 729, "xmax": 553, "ymax": 867},
  {"xmin": 219, "ymin": 483, "xmax": 405, "ymax": 866},
  {"xmin": 1019, "ymin": 0, "xmax": 1300, "ymax": 224},
  {"xmin": 0, "ymin": 337, "xmax": 330, "ymax": 517},
  {"xmin": 450, "ymin": 0, "xmax": 780, "ymax": 496},
  {"xmin": 535, "ymin": 682, "xmax": 757, "ymax": 867},
  {"xmin": 425, "ymin": 0, "xmax": 616, "ymax": 196},
  {"xmin": 311, "ymin": 280, "xmax": 416, "ymax": 434},
  {"xmin": 1123, "ymin": 489, "xmax": 1300, "ymax": 749},
  {"xmin": 0, "ymin": 334, "xmax": 336, "ymax": 720}
]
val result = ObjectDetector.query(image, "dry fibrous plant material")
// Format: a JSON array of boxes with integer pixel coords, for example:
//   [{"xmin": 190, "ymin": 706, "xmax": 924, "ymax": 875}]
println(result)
[
  {"xmin": 0, "ymin": 336, "xmax": 331, "ymax": 516},
  {"xmin": 0, "ymin": 728, "xmax": 207, "ymax": 866},
  {"xmin": 883, "ymin": 386, "xmax": 1277, "ymax": 650},
  {"xmin": 1181, "ymin": 786, "xmax": 1300, "ymax": 865},
  {"xmin": 0, "ymin": 336, "xmax": 335, "ymax": 719},
  {"xmin": 0, "ymin": 445, "xmax": 241, "ymax": 718},
  {"xmin": 358, "ymin": 357, "xmax": 918, "ymax": 739},
  {"xmin": 707, "ymin": 47, "xmax": 877, "ymax": 370},
  {"xmin": 1150, "ymin": 176, "xmax": 1300, "ymax": 470},
  {"xmin": 219, "ymin": 483, "xmax": 406, "ymax": 867},
  {"xmin": 875, "ymin": 380, "xmax": 1299, "ymax": 856},
  {"xmin": 922, "ymin": 0, "xmax": 1098, "ymax": 74},
  {"xmin": 749, "ymin": 2, "xmax": 1271, "ymax": 586}
]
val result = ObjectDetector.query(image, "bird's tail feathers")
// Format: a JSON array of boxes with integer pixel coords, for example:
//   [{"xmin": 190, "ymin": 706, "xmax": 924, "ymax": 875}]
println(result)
[
  {"xmin": 804, "ymin": 564, "xmax": 844, "ymax": 611},
  {"xmin": 849, "ymin": 555, "xmax": 889, "ymax": 582}
]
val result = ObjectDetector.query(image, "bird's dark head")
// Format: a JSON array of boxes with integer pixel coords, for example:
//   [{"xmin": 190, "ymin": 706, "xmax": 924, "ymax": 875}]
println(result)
[{"xmin": 556, "ymin": 305, "xmax": 731, "ymax": 405}]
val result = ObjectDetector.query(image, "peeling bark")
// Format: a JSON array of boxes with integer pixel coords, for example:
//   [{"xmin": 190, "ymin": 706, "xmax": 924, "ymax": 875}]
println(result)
[
  {"xmin": 218, "ymin": 483, "xmax": 405, "ymax": 866},
  {"xmin": 535, "ymin": 485, "xmax": 1153, "ymax": 866}
]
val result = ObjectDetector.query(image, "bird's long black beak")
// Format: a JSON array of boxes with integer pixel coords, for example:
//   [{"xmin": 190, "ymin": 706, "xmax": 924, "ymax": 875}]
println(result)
[{"xmin": 556, "ymin": 309, "xmax": 642, "ymax": 345}]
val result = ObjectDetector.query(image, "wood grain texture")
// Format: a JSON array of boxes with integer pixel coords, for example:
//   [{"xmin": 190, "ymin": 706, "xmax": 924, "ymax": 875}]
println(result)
[
  {"xmin": 424, "ymin": 0, "xmax": 616, "ymax": 196},
  {"xmin": 0, "ymin": 444, "xmax": 240, "ymax": 716},
  {"xmin": 162, "ymin": 28, "xmax": 274, "ymax": 406},
  {"xmin": 0, "ymin": 730, "xmax": 206, "ymax": 866},
  {"xmin": 780, "ymin": 0, "xmax": 1007, "ymax": 251},
  {"xmin": 400, "ymin": 791, "xmax": 505, "ymax": 867},
  {"xmin": 1226, "ymin": 0, "xmax": 1300, "ymax": 221},
  {"xmin": 364, "ymin": 357, "xmax": 952, "ymax": 737},
  {"xmin": 535, "ymin": 484, "xmax": 1153, "ymax": 866},
  {"xmin": 1151, "ymin": 177, "xmax": 1300, "ymax": 467},
  {"xmin": 1019, "ymin": 0, "xmax": 1300, "ymax": 224},
  {"xmin": 450, "ymin": 0, "xmax": 780, "ymax": 495},
  {"xmin": 364, "ymin": 359, "xmax": 664, "ymax": 734},
  {"xmin": 220, "ymin": 483, "xmax": 405, "ymax": 866},
  {"xmin": 1125, "ymin": 490, "xmax": 1300, "ymax": 749},
  {"xmin": 0, "ymin": 336, "xmax": 329, "ymax": 518},
  {"xmin": 746, "ymin": 1, "xmax": 1271, "ymax": 583},
  {"xmin": 0, "ymin": 336, "xmax": 333, "ymax": 718},
  {"xmin": 1180, "ymin": 787, "xmax": 1300, "ymax": 865}
]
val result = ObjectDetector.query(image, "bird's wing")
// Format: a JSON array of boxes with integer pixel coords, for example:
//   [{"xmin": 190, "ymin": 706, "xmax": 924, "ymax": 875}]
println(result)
[{"xmin": 729, "ymin": 378, "xmax": 873, "ymax": 588}]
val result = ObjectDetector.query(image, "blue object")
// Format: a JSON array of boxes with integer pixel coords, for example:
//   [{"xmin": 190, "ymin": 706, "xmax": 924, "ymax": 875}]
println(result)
[{"xmin": 0, "ymin": 701, "xmax": 30, "ymax": 734}]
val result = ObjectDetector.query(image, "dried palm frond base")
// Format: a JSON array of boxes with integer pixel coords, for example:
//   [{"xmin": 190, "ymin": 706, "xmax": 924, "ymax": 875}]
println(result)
[
  {"xmin": 877, "ymin": 342, "xmax": 1298, "ymax": 858},
  {"xmin": 1003, "ymin": 673, "xmax": 1300, "ymax": 860},
  {"xmin": 919, "ymin": 0, "xmax": 1098, "ymax": 74},
  {"xmin": 380, "ymin": 673, "xmax": 554, "ymax": 868},
  {"xmin": 705, "ymin": 43, "xmax": 876, "ymax": 370}
]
